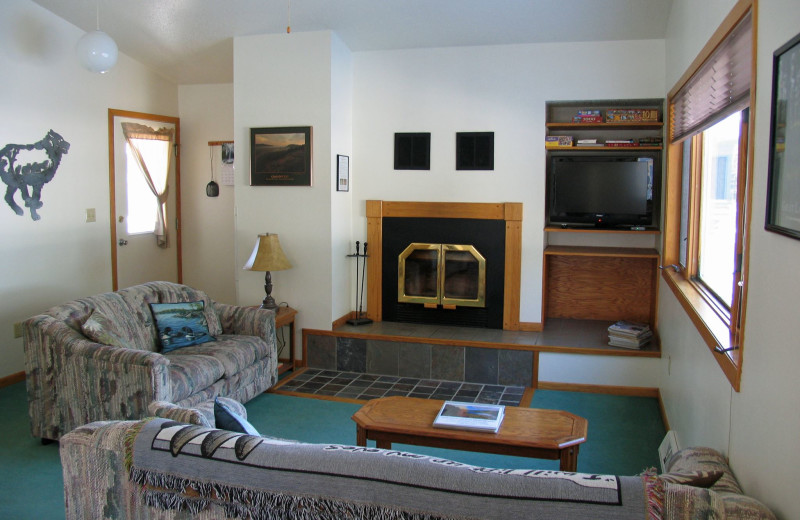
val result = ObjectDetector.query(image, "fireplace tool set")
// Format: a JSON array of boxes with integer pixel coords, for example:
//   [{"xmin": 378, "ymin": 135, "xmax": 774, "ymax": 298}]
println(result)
[{"xmin": 347, "ymin": 241, "xmax": 372, "ymax": 326}]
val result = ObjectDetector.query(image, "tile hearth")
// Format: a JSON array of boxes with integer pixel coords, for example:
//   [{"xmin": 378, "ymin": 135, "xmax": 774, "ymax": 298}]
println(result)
[{"xmin": 277, "ymin": 368, "xmax": 525, "ymax": 406}]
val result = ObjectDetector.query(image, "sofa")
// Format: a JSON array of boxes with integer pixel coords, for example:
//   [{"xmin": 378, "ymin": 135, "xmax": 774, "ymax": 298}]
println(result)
[
  {"xmin": 59, "ymin": 416, "xmax": 775, "ymax": 520},
  {"xmin": 23, "ymin": 281, "xmax": 278, "ymax": 440}
]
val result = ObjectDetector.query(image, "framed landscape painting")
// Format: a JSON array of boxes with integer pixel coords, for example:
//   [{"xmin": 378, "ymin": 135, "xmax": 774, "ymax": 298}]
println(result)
[{"xmin": 250, "ymin": 126, "xmax": 312, "ymax": 186}]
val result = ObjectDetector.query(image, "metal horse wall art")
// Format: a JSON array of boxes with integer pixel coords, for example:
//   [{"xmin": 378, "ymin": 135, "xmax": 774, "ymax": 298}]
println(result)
[{"xmin": 0, "ymin": 130, "xmax": 70, "ymax": 221}]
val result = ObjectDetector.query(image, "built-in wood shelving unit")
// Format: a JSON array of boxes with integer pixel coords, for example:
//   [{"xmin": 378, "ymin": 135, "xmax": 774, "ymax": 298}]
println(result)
[{"xmin": 542, "ymin": 99, "xmax": 665, "ymax": 353}]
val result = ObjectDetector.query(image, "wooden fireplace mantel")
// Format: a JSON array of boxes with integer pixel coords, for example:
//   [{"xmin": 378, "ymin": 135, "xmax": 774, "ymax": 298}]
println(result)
[{"xmin": 365, "ymin": 201, "xmax": 522, "ymax": 330}]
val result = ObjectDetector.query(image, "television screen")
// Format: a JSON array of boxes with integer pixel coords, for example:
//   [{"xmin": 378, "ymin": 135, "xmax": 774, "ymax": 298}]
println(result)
[{"xmin": 547, "ymin": 154, "xmax": 657, "ymax": 228}]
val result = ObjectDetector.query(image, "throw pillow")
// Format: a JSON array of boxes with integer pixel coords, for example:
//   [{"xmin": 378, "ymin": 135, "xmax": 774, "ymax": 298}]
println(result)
[
  {"xmin": 659, "ymin": 469, "xmax": 724, "ymax": 488},
  {"xmin": 150, "ymin": 301, "xmax": 215, "ymax": 353},
  {"xmin": 81, "ymin": 309, "xmax": 128, "ymax": 348},
  {"xmin": 214, "ymin": 397, "xmax": 260, "ymax": 436}
]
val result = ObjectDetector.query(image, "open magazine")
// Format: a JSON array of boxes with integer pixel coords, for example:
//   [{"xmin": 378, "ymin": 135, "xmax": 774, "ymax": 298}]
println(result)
[{"xmin": 432, "ymin": 401, "xmax": 505, "ymax": 433}]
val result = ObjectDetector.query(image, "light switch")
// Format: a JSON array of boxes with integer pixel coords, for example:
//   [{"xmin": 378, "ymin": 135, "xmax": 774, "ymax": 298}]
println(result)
[{"xmin": 86, "ymin": 208, "xmax": 96, "ymax": 223}]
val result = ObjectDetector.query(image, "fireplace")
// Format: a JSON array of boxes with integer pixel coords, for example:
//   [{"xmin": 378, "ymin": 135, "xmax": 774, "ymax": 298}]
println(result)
[{"xmin": 366, "ymin": 201, "xmax": 523, "ymax": 330}]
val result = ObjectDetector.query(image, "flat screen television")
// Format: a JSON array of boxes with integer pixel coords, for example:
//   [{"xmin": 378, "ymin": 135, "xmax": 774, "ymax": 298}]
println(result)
[{"xmin": 546, "ymin": 152, "xmax": 660, "ymax": 229}]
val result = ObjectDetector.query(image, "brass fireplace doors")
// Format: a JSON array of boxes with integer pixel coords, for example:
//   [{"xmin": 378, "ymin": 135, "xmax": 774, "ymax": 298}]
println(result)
[{"xmin": 398, "ymin": 243, "xmax": 486, "ymax": 309}]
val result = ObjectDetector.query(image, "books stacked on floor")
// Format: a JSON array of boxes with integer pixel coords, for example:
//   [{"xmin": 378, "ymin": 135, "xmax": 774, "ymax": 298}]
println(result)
[
  {"xmin": 545, "ymin": 135, "xmax": 573, "ymax": 148},
  {"xmin": 571, "ymin": 109, "xmax": 603, "ymax": 123},
  {"xmin": 608, "ymin": 320, "xmax": 653, "ymax": 349},
  {"xmin": 433, "ymin": 401, "xmax": 505, "ymax": 433},
  {"xmin": 576, "ymin": 139, "xmax": 603, "ymax": 147}
]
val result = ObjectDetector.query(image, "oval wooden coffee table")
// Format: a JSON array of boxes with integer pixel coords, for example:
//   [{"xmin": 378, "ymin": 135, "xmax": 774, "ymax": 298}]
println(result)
[{"xmin": 352, "ymin": 396, "xmax": 588, "ymax": 472}]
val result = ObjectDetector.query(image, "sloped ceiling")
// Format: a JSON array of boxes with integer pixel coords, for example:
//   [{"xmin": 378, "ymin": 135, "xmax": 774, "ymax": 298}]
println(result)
[{"xmin": 31, "ymin": 0, "xmax": 674, "ymax": 84}]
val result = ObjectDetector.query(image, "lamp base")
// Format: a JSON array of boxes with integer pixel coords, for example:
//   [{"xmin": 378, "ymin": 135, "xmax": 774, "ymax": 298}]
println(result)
[
  {"xmin": 260, "ymin": 300, "xmax": 280, "ymax": 310},
  {"xmin": 260, "ymin": 271, "xmax": 279, "ymax": 310}
]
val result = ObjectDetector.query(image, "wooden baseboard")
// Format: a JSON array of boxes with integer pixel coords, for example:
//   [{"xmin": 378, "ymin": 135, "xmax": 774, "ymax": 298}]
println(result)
[
  {"xmin": 0, "ymin": 371, "xmax": 25, "ymax": 388},
  {"xmin": 518, "ymin": 321, "xmax": 543, "ymax": 332},
  {"xmin": 332, "ymin": 312, "xmax": 356, "ymax": 330},
  {"xmin": 538, "ymin": 380, "xmax": 659, "ymax": 398}
]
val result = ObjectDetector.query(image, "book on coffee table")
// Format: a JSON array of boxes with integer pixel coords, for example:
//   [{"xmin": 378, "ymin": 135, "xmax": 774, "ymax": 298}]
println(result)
[{"xmin": 432, "ymin": 401, "xmax": 505, "ymax": 433}]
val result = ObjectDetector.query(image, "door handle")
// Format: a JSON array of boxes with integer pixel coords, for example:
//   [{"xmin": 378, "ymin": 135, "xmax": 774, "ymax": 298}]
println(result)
[{"xmin": 118, "ymin": 239, "xmax": 128, "ymax": 246}]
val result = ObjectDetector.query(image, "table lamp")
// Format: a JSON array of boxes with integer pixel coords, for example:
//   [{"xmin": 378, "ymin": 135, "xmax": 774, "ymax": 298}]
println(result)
[{"xmin": 243, "ymin": 233, "xmax": 292, "ymax": 309}]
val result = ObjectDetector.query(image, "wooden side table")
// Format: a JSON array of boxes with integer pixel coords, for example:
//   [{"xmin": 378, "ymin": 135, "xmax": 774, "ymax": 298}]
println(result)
[{"xmin": 274, "ymin": 306, "xmax": 297, "ymax": 374}]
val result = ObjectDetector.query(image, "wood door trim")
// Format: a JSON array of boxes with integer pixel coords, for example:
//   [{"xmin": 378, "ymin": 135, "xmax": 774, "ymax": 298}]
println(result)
[{"xmin": 108, "ymin": 109, "xmax": 181, "ymax": 290}]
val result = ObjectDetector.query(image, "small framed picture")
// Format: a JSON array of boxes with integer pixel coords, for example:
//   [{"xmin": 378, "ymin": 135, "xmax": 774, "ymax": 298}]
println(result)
[
  {"xmin": 250, "ymin": 126, "xmax": 312, "ymax": 186},
  {"xmin": 337, "ymin": 154, "xmax": 350, "ymax": 192}
]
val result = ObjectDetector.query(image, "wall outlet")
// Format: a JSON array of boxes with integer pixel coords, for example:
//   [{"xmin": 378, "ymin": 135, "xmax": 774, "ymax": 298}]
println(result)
[
  {"xmin": 85, "ymin": 208, "xmax": 96, "ymax": 223},
  {"xmin": 13, "ymin": 322, "xmax": 23, "ymax": 339}
]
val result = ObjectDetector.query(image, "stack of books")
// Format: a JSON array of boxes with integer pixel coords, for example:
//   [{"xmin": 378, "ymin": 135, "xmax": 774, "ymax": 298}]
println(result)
[
  {"xmin": 605, "ymin": 139, "xmax": 636, "ymax": 147},
  {"xmin": 576, "ymin": 139, "xmax": 603, "ymax": 147},
  {"xmin": 608, "ymin": 321, "xmax": 653, "ymax": 349},
  {"xmin": 637, "ymin": 137, "xmax": 663, "ymax": 147},
  {"xmin": 571, "ymin": 109, "xmax": 603, "ymax": 123}
]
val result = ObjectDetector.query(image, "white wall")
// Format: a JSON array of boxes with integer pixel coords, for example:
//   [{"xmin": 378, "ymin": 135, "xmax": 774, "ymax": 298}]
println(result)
[
  {"xmin": 330, "ymin": 34, "xmax": 355, "ymax": 320},
  {"xmin": 0, "ymin": 0, "xmax": 178, "ymax": 378},
  {"xmin": 234, "ymin": 31, "xmax": 354, "ymax": 348},
  {"xmin": 662, "ymin": 0, "xmax": 800, "ymax": 517},
  {"xmin": 178, "ymin": 83, "xmax": 237, "ymax": 304},
  {"xmin": 351, "ymin": 40, "xmax": 666, "ymax": 323},
  {"xmin": 351, "ymin": 39, "xmax": 665, "ymax": 384}
]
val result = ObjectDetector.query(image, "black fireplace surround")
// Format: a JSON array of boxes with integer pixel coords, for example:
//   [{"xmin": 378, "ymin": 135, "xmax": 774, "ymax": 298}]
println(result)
[{"xmin": 381, "ymin": 217, "xmax": 506, "ymax": 329}]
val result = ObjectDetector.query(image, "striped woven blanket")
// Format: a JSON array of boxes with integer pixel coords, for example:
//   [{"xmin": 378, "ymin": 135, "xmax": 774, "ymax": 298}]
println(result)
[{"xmin": 130, "ymin": 418, "xmax": 650, "ymax": 520}]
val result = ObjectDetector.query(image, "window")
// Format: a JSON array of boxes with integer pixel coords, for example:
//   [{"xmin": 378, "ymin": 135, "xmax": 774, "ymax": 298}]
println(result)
[
  {"xmin": 695, "ymin": 111, "xmax": 743, "ymax": 308},
  {"xmin": 663, "ymin": 2, "xmax": 754, "ymax": 391},
  {"xmin": 126, "ymin": 139, "xmax": 169, "ymax": 235}
]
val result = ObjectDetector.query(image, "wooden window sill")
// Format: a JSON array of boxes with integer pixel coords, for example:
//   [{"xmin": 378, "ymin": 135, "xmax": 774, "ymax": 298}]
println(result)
[{"xmin": 662, "ymin": 269, "xmax": 741, "ymax": 391}]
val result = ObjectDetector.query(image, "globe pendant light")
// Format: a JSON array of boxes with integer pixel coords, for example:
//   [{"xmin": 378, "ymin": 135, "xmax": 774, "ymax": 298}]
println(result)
[{"xmin": 76, "ymin": 3, "xmax": 118, "ymax": 73}]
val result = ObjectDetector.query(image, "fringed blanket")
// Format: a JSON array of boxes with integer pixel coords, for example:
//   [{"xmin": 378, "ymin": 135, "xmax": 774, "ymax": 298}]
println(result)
[{"xmin": 130, "ymin": 418, "xmax": 650, "ymax": 520}]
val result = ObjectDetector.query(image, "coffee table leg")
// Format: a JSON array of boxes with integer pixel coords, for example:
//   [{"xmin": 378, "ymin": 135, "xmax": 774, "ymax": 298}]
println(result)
[
  {"xmin": 560, "ymin": 445, "xmax": 579, "ymax": 472},
  {"xmin": 356, "ymin": 425, "xmax": 367, "ymax": 446}
]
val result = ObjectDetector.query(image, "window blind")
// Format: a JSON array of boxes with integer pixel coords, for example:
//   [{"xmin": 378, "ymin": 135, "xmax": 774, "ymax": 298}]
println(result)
[{"xmin": 669, "ymin": 12, "xmax": 753, "ymax": 142}]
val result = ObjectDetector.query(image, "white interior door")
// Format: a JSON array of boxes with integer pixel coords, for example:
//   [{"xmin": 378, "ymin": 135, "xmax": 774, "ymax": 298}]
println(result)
[{"xmin": 110, "ymin": 111, "xmax": 180, "ymax": 290}]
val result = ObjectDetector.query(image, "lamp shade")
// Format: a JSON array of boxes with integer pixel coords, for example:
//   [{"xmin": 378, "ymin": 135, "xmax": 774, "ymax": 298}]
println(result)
[
  {"xmin": 243, "ymin": 233, "xmax": 292, "ymax": 272},
  {"xmin": 76, "ymin": 30, "xmax": 118, "ymax": 73}
]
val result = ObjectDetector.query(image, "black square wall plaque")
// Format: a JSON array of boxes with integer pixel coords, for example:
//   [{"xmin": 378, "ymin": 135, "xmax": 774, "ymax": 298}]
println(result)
[
  {"xmin": 456, "ymin": 132, "xmax": 494, "ymax": 170},
  {"xmin": 394, "ymin": 133, "xmax": 431, "ymax": 170}
]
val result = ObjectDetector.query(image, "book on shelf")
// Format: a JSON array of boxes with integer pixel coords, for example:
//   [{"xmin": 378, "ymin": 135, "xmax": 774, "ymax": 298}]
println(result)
[
  {"xmin": 432, "ymin": 401, "xmax": 505, "ymax": 433},
  {"xmin": 605, "ymin": 139, "xmax": 637, "ymax": 147},
  {"xmin": 545, "ymin": 135, "xmax": 573, "ymax": 148},
  {"xmin": 576, "ymin": 138, "xmax": 603, "ymax": 147},
  {"xmin": 637, "ymin": 137, "xmax": 663, "ymax": 146},
  {"xmin": 606, "ymin": 108, "xmax": 659, "ymax": 123},
  {"xmin": 571, "ymin": 115, "xmax": 604, "ymax": 123}
]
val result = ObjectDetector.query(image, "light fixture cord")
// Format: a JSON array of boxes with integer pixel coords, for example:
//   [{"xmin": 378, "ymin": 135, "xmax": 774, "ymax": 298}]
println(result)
[
  {"xmin": 287, "ymin": 0, "xmax": 291, "ymax": 34},
  {"xmin": 95, "ymin": 0, "xmax": 100, "ymax": 30}
]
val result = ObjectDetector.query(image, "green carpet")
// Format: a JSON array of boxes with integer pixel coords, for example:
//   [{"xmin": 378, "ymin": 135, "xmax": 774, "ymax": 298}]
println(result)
[
  {"xmin": 0, "ymin": 382, "xmax": 664, "ymax": 519},
  {"xmin": 244, "ymin": 389, "xmax": 665, "ymax": 476}
]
